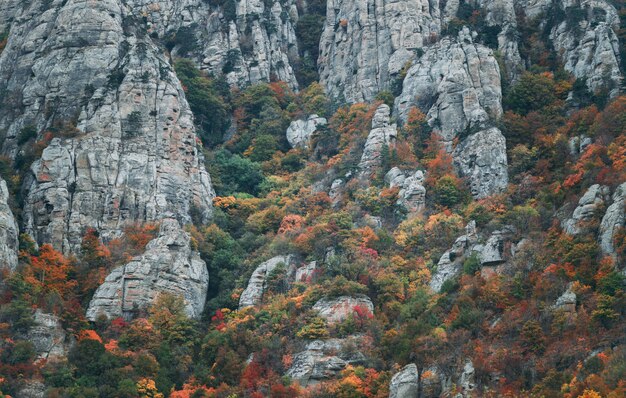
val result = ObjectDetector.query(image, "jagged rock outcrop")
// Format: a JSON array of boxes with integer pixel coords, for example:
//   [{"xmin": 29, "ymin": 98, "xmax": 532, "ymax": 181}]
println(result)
[
  {"xmin": 599, "ymin": 182, "xmax": 626, "ymax": 257},
  {"xmin": 563, "ymin": 184, "xmax": 610, "ymax": 235},
  {"xmin": 358, "ymin": 104, "xmax": 397, "ymax": 178},
  {"xmin": 430, "ymin": 221, "xmax": 478, "ymax": 292},
  {"xmin": 385, "ymin": 167, "xmax": 426, "ymax": 213},
  {"xmin": 329, "ymin": 178, "xmax": 345, "ymax": 206},
  {"xmin": 15, "ymin": 380, "xmax": 47, "ymax": 398},
  {"xmin": 239, "ymin": 255, "xmax": 295, "ymax": 308},
  {"xmin": 0, "ymin": 0, "xmax": 215, "ymax": 253},
  {"xmin": 458, "ymin": 360, "xmax": 476, "ymax": 396},
  {"xmin": 286, "ymin": 115, "xmax": 327, "ymax": 149},
  {"xmin": 478, "ymin": 227, "xmax": 515, "ymax": 266},
  {"xmin": 124, "ymin": 0, "xmax": 300, "ymax": 89},
  {"xmin": 454, "ymin": 127, "xmax": 508, "ymax": 199},
  {"xmin": 86, "ymin": 218, "xmax": 209, "ymax": 321},
  {"xmin": 395, "ymin": 28, "xmax": 503, "ymax": 145},
  {"xmin": 0, "ymin": 178, "xmax": 18, "ymax": 271},
  {"xmin": 286, "ymin": 337, "xmax": 366, "ymax": 386},
  {"xmin": 553, "ymin": 283, "xmax": 577, "ymax": 314},
  {"xmin": 389, "ymin": 364, "xmax": 418, "ymax": 398},
  {"xmin": 312, "ymin": 295, "xmax": 374, "ymax": 324},
  {"xmin": 26, "ymin": 310, "xmax": 71, "ymax": 361},
  {"xmin": 549, "ymin": 0, "xmax": 622, "ymax": 97},
  {"xmin": 295, "ymin": 261, "xmax": 318, "ymax": 283},
  {"xmin": 318, "ymin": 0, "xmax": 442, "ymax": 103}
]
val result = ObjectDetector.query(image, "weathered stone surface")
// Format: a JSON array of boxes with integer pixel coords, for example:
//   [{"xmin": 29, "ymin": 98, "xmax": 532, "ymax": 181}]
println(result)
[
  {"xmin": 329, "ymin": 178, "xmax": 345, "ymax": 206},
  {"xmin": 389, "ymin": 364, "xmax": 418, "ymax": 398},
  {"xmin": 553, "ymin": 283, "xmax": 577, "ymax": 314},
  {"xmin": 395, "ymin": 28, "xmax": 503, "ymax": 145},
  {"xmin": 563, "ymin": 184, "xmax": 610, "ymax": 235},
  {"xmin": 549, "ymin": 0, "xmax": 622, "ymax": 97},
  {"xmin": 0, "ymin": 0, "xmax": 215, "ymax": 255},
  {"xmin": 295, "ymin": 261, "xmax": 318, "ymax": 283},
  {"xmin": 599, "ymin": 182, "xmax": 626, "ymax": 257},
  {"xmin": 358, "ymin": 105, "xmax": 397, "ymax": 178},
  {"xmin": 312, "ymin": 295, "xmax": 374, "ymax": 324},
  {"xmin": 239, "ymin": 255, "xmax": 295, "ymax": 308},
  {"xmin": 15, "ymin": 380, "xmax": 46, "ymax": 398},
  {"xmin": 286, "ymin": 337, "xmax": 366, "ymax": 386},
  {"xmin": 86, "ymin": 219, "xmax": 208, "ymax": 321},
  {"xmin": 318, "ymin": 0, "xmax": 442, "ymax": 103},
  {"xmin": 454, "ymin": 127, "xmax": 509, "ymax": 199},
  {"xmin": 479, "ymin": 227, "xmax": 515, "ymax": 266},
  {"xmin": 126, "ymin": 0, "xmax": 301, "ymax": 89},
  {"xmin": 386, "ymin": 168, "xmax": 426, "ymax": 213},
  {"xmin": 286, "ymin": 115, "xmax": 327, "ymax": 149},
  {"xmin": 0, "ymin": 178, "xmax": 18, "ymax": 271},
  {"xmin": 458, "ymin": 360, "xmax": 476, "ymax": 396},
  {"xmin": 430, "ymin": 221, "xmax": 478, "ymax": 292},
  {"xmin": 26, "ymin": 310, "xmax": 71, "ymax": 362}
]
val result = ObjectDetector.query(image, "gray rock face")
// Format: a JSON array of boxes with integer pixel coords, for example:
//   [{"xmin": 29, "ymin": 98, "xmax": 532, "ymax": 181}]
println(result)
[
  {"xmin": 599, "ymin": 182, "xmax": 626, "ymax": 257},
  {"xmin": 549, "ymin": 0, "xmax": 622, "ymax": 97},
  {"xmin": 358, "ymin": 104, "xmax": 397, "ymax": 178},
  {"xmin": 26, "ymin": 310, "xmax": 71, "ymax": 361},
  {"xmin": 295, "ymin": 261, "xmax": 318, "ymax": 283},
  {"xmin": 312, "ymin": 295, "xmax": 374, "ymax": 324},
  {"xmin": 553, "ymin": 283, "xmax": 577, "ymax": 314},
  {"xmin": 286, "ymin": 337, "xmax": 366, "ymax": 386},
  {"xmin": 459, "ymin": 360, "xmax": 476, "ymax": 396},
  {"xmin": 479, "ymin": 227, "xmax": 515, "ymax": 266},
  {"xmin": 0, "ymin": 0, "xmax": 215, "ymax": 254},
  {"xmin": 15, "ymin": 380, "xmax": 46, "ymax": 398},
  {"xmin": 286, "ymin": 115, "xmax": 327, "ymax": 149},
  {"xmin": 318, "ymin": 0, "xmax": 442, "ymax": 103},
  {"xmin": 0, "ymin": 178, "xmax": 18, "ymax": 271},
  {"xmin": 86, "ymin": 218, "xmax": 209, "ymax": 321},
  {"xmin": 386, "ymin": 167, "xmax": 426, "ymax": 213},
  {"xmin": 563, "ymin": 184, "xmax": 610, "ymax": 235},
  {"xmin": 430, "ymin": 221, "xmax": 478, "ymax": 292},
  {"xmin": 239, "ymin": 255, "xmax": 295, "ymax": 308},
  {"xmin": 395, "ymin": 28, "xmax": 503, "ymax": 145},
  {"xmin": 124, "ymin": 0, "xmax": 301, "ymax": 89},
  {"xmin": 389, "ymin": 364, "xmax": 418, "ymax": 398},
  {"xmin": 454, "ymin": 127, "xmax": 508, "ymax": 199}
]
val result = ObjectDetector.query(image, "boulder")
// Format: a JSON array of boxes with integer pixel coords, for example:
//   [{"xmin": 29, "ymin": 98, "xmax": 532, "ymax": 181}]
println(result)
[
  {"xmin": 389, "ymin": 364, "xmax": 418, "ymax": 398},
  {"xmin": 312, "ymin": 295, "xmax": 374, "ymax": 324},
  {"xmin": 286, "ymin": 115, "xmax": 327, "ymax": 149},
  {"xmin": 563, "ymin": 184, "xmax": 610, "ymax": 235},
  {"xmin": 430, "ymin": 221, "xmax": 478, "ymax": 292},
  {"xmin": 239, "ymin": 255, "xmax": 295, "ymax": 308},
  {"xmin": 286, "ymin": 337, "xmax": 366, "ymax": 386},
  {"xmin": 86, "ymin": 219, "xmax": 209, "ymax": 320}
]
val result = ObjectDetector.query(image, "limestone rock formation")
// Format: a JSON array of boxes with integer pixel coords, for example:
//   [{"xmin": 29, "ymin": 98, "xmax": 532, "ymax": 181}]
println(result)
[
  {"xmin": 318, "ymin": 0, "xmax": 442, "ymax": 103},
  {"xmin": 286, "ymin": 115, "xmax": 327, "ymax": 149},
  {"xmin": 430, "ymin": 221, "xmax": 478, "ymax": 292},
  {"xmin": 312, "ymin": 295, "xmax": 374, "ymax": 324},
  {"xmin": 563, "ymin": 184, "xmax": 610, "ymax": 235},
  {"xmin": 549, "ymin": 0, "xmax": 622, "ymax": 97},
  {"xmin": 599, "ymin": 182, "xmax": 626, "ymax": 257},
  {"xmin": 86, "ymin": 219, "xmax": 209, "ymax": 321},
  {"xmin": 553, "ymin": 283, "xmax": 577, "ymax": 314},
  {"xmin": 454, "ymin": 128, "xmax": 508, "ymax": 199},
  {"xmin": 26, "ymin": 310, "xmax": 71, "ymax": 361},
  {"xmin": 358, "ymin": 104, "xmax": 397, "ymax": 178},
  {"xmin": 295, "ymin": 261, "xmax": 318, "ymax": 283},
  {"xmin": 239, "ymin": 255, "xmax": 295, "ymax": 308},
  {"xmin": 389, "ymin": 364, "xmax": 418, "ymax": 398},
  {"xmin": 286, "ymin": 337, "xmax": 366, "ymax": 386},
  {"xmin": 478, "ymin": 227, "xmax": 515, "ymax": 266},
  {"xmin": 0, "ymin": 0, "xmax": 215, "ymax": 254},
  {"xmin": 0, "ymin": 178, "xmax": 18, "ymax": 271},
  {"xmin": 125, "ymin": 0, "xmax": 301, "ymax": 89},
  {"xmin": 395, "ymin": 28, "xmax": 503, "ymax": 145},
  {"xmin": 385, "ymin": 167, "xmax": 426, "ymax": 213}
]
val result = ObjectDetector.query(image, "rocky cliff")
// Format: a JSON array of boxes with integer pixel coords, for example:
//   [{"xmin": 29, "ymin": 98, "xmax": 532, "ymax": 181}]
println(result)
[
  {"xmin": 86, "ymin": 218, "xmax": 209, "ymax": 320},
  {"xmin": 0, "ymin": 178, "xmax": 18, "ymax": 271},
  {"xmin": 0, "ymin": 0, "xmax": 215, "ymax": 253}
]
